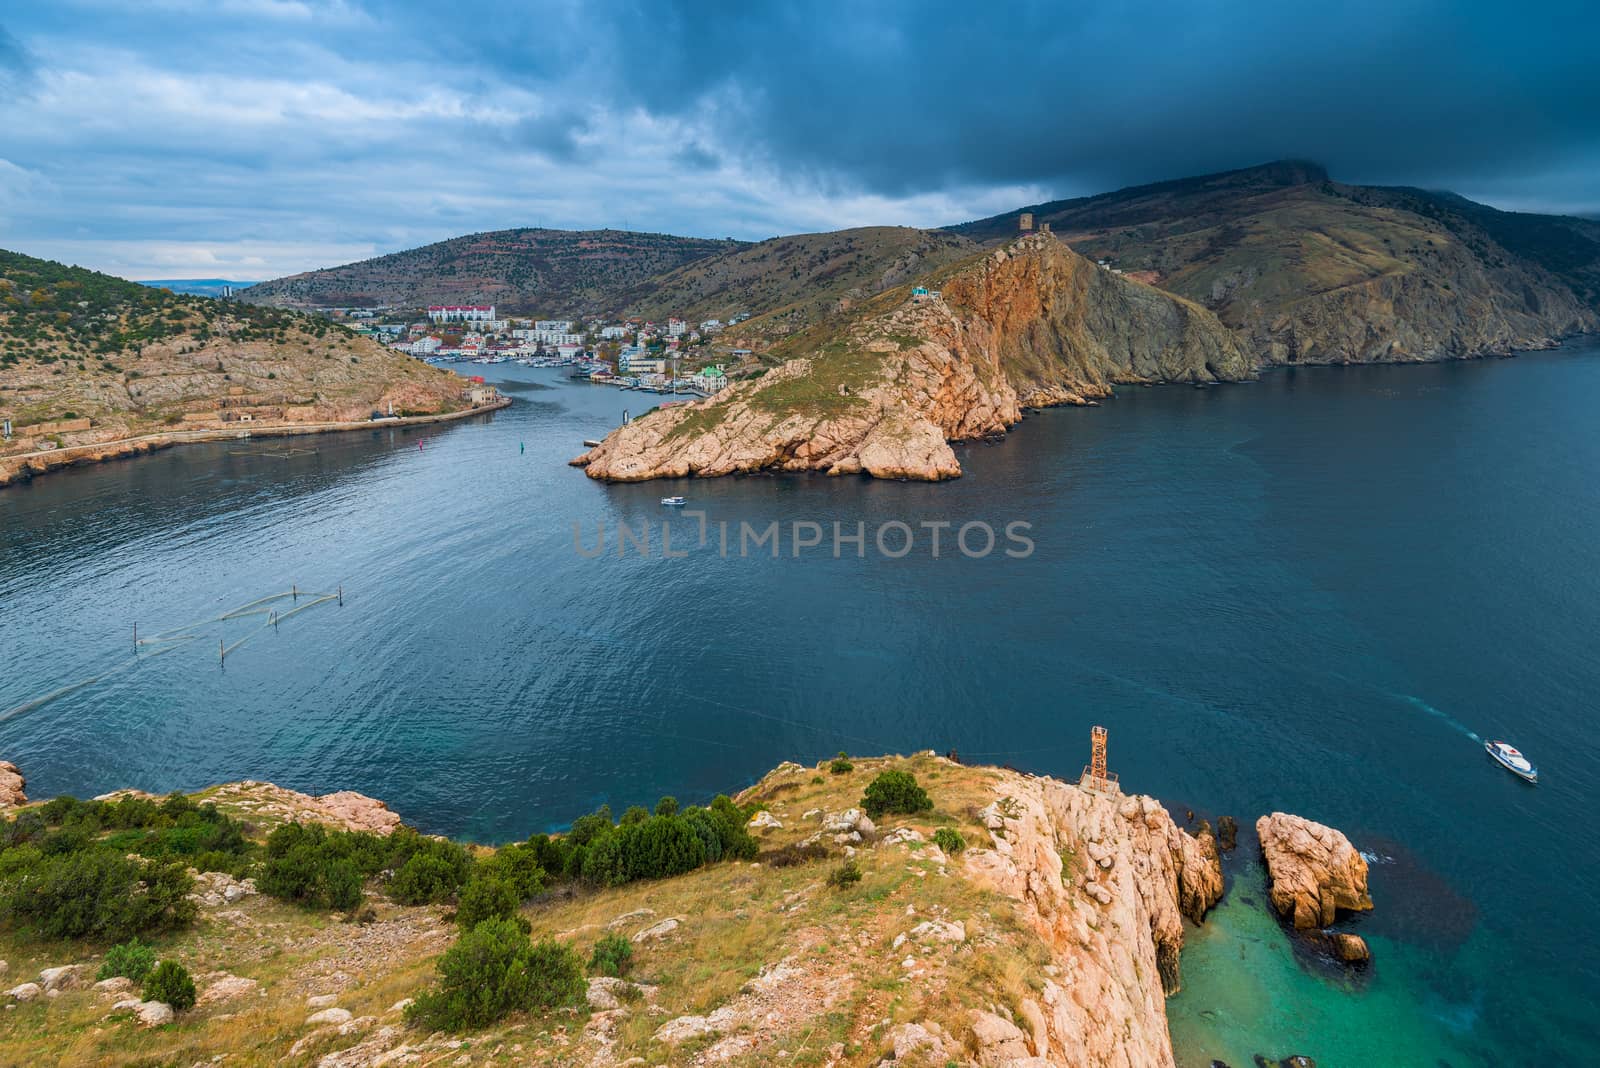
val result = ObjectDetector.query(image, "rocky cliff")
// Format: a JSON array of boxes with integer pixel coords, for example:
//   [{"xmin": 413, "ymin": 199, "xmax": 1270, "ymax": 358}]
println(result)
[
  {"xmin": 953, "ymin": 162, "xmax": 1600, "ymax": 365},
  {"xmin": 0, "ymin": 752, "xmax": 1245, "ymax": 1067},
  {"xmin": 573, "ymin": 233, "xmax": 1253, "ymax": 481}
]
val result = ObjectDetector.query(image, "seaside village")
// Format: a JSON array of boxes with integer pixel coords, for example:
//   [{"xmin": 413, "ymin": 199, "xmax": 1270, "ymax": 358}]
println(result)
[{"xmin": 340, "ymin": 304, "xmax": 742, "ymax": 398}]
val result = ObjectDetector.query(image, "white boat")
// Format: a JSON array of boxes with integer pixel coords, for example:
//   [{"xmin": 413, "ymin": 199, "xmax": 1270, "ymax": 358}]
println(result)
[
  {"xmin": 1485, "ymin": 740, "xmax": 1538, "ymax": 783},
  {"xmin": 660, "ymin": 496, "xmax": 686, "ymax": 506}
]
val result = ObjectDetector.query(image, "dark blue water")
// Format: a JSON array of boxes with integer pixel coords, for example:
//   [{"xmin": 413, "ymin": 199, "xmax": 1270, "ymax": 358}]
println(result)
[{"xmin": 3, "ymin": 345, "xmax": 1599, "ymax": 1064}]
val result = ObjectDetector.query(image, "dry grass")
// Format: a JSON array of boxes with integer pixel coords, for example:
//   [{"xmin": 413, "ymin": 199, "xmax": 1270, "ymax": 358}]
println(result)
[{"xmin": 0, "ymin": 752, "xmax": 1046, "ymax": 1067}]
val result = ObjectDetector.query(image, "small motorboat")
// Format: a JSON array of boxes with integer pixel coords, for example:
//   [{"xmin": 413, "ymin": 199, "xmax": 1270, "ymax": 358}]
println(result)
[
  {"xmin": 660, "ymin": 496, "xmax": 686, "ymax": 506},
  {"xmin": 1485, "ymin": 740, "xmax": 1538, "ymax": 783}
]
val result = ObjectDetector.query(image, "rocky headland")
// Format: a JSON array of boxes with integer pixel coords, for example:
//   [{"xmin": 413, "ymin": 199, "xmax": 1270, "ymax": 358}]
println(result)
[
  {"xmin": 0, "ymin": 754, "xmax": 1369, "ymax": 1066},
  {"xmin": 573, "ymin": 233, "xmax": 1252, "ymax": 482}
]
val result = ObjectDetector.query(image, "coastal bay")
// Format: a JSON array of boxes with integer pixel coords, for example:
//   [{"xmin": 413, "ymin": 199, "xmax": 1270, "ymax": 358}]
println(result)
[{"xmin": 3, "ymin": 344, "xmax": 1599, "ymax": 1063}]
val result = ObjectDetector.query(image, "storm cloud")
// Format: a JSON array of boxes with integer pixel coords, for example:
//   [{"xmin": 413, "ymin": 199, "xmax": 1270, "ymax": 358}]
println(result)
[{"xmin": 2, "ymin": 1, "xmax": 1597, "ymax": 279}]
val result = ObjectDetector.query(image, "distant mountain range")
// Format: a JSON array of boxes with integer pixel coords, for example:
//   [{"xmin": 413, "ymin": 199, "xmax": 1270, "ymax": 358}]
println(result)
[
  {"xmin": 239, "ymin": 161, "xmax": 1600, "ymax": 368},
  {"xmin": 137, "ymin": 278, "xmax": 259, "ymax": 297}
]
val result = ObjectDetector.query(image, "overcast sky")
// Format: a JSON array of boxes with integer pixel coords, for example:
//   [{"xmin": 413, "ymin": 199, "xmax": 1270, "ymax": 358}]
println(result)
[{"xmin": 2, "ymin": 1, "xmax": 1597, "ymax": 280}]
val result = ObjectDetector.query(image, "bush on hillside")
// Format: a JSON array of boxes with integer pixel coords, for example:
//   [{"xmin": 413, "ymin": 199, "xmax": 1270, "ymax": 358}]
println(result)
[
  {"xmin": 2, "ymin": 851, "xmax": 194, "ymax": 940},
  {"xmin": 933, "ymin": 827, "xmax": 966, "ymax": 854},
  {"xmin": 405, "ymin": 920, "xmax": 585, "ymax": 1032},
  {"xmin": 98, "ymin": 937, "xmax": 158, "ymax": 982},
  {"xmin": 653, "ymin": 796, "xmax": 679, "ymax": 817},
  {"xmin": 826, "ymin": 860, "xmax": 862, "ymax": 889},
  {"xmin": 860, "ymin": 770, "xmax": 933, "ymax": 818},
  {"xmin": 454, "ymin": 872, "xmax": 526, "ymax": 932},
  {"xmin": 388, "ymin": 846, "xmax": 471, "ymax": 906},
  {"xmin": 256, "ymin": 824, "xmax": 366, "ymax": 911},
  {"xmin": 829, "ymin": 751, "xmax": 854, "ymax": 775},
  {"xmin": 475, "ymin": 843, "xmax": 546, "ymax": 901},
  {"xmin": 142, "ymin": 960, "xmax": 197, "ymax": 1011},
  {"xmin": 588, "ymin": 933, "xmax": 633, "ymax": 977}
]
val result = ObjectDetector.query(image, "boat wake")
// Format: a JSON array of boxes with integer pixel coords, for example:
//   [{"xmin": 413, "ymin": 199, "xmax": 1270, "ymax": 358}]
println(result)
[{"xmin": 1396, "ymin": 694, "xmax": 1482, "ymax": 744}]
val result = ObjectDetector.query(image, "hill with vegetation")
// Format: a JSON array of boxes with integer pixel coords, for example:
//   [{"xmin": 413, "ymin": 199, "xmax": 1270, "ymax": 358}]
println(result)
[
  {"xmin": 611, "ymin": 226, "xmax": 981, "ymax": 338},
  {"xmin": 575, "ymin": 233, "xmax": 1251, "ymax": 482},
  {"xmin": 950, "ymin": 161, "xmax": 1600, "ymax": 363},
  {"xmin": 0, "ymin": 248, "xmax": 468, "ymax": 475},
  {"xmin": 238, "ymin": 229, "xmax": 742, "ymax": 314},
  {"xmin": 0, "ymin": 750, "xmax": 1269, "ymax": 1067}
]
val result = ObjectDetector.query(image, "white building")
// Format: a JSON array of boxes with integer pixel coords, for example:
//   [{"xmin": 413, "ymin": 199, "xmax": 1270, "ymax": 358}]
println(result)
[
  {"xmin": 409, "ymin": 336, "xmax": 442, "ymax": 355},
  {"xmin": 427, "ymin": 305, "xmax": 496, "ymax": 324},
  {"xmin": 690, "ymin": 364, "xmax": 728, "ymax": 393},
  {"xmin": 535, "ymin": 319, "xmax": 574, "ymax": 333},
  {"xmin": 667, "ymin": 318, "xmax": 687, "ymax": 337},
  {"xmin": 599, "ymin": 326, "xmax": 628, "ymax": 340},
  {"xmin": 556, "ymin": 343, "xmax": 584, "ymax": 360},
  {"xmin": 700, "ymin": 319, "xmax": 723, "ymax": 333}
]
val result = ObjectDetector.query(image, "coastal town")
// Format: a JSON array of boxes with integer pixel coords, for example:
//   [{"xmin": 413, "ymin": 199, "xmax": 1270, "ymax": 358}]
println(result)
[{"xmin": 339, "ymin": 303, "xmax": 743, "ymax": 397}]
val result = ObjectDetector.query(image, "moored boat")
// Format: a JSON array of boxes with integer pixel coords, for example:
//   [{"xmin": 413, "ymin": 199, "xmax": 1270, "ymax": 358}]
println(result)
[
  {"xmin": 1485, "ymin": 740, "xmax": 1538, "ymax": 783},
  {"xmin": 660, "ymin": 496, "xmax": 686, "ymax": 506}
]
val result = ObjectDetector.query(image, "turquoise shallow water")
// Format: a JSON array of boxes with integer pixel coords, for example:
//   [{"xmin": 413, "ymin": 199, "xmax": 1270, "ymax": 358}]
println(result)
[{"xmin": 3, "ymin": 344, "xmax": 1600, "ymax": 1063}]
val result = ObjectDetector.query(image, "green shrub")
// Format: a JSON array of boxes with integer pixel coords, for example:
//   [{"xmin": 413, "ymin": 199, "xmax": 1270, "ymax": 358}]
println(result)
[
  {"xmin": 476, "ymin": 843, "xmax": 546, "ymax": 901},
  {"xmin": 257, "ymin": 824, "xmax": 365, "ymax": 911},
  {"xmin": 389, "ymin": 844, "xmax": 471, "ymax": 905},
  {"xmin": 588, "ymin": 933, "xmax": 633, "ymax": 977},
  {"xmin": 619, "ymin": 805, "xmax": 650, "ymax": 827},
  {"xmin": 455, "ymin": 873, "xmax": 525, "ymax": 931},
  {"xmin": 654, "ymin": 796, "xmax": 679, "ymax": 817},
  {"xmin": 142, "ymin": 960, "xmax": 196, "ymax": 1011},
  {"xmin": 98, "ymin": 938, "xmax": 157, "ymax": 982},
  {"xmin": 2, "ymin": 851, "xmax": 195, "ymax": 940},
  {"xmin": 829, "ymin": 751, "xmax": 854, "ymax": 775},
  {"xmin": 826, "ymin": 860, "xmax": 862, "ymax": 889},
  {"xmin": 405, "ymin": 920, "xmax": 585, "ymax": 1032},
  {"xmin": 860, "ymin": 770, "xmax": 932, "ymax": 818},
  {"xmin": 932, "ymin": 827, "xmax": 966, "ymax": 854}
]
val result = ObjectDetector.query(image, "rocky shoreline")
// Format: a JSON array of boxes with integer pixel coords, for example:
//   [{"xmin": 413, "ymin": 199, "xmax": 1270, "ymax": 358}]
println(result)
[
  {"xmin": 0, "ymin": 398, "xmax": 510, "ymax": 490},
  {"xmin": 0, "ymin": 752, "xmax": 1379, "ymax": 1066}
]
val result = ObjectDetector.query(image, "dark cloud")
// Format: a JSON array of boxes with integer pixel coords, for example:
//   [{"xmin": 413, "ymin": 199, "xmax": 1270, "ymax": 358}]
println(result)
[{"xmin": 3, "ymin": 0, "xmax": 1598, "ymax": 279}]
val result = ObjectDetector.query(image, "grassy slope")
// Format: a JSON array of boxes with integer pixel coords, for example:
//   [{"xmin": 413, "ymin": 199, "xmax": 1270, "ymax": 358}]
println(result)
[
  {"xmin": 615, "ymin": 227, "xmax": 979, "ymax": 340},
  {"xmin": 0, "ymin": 248, "xmax": 464, "ymax": 445},
  {"xmin": 0, "ymin": 755, "xmax": 1044, "ymax": 1068},
  {"xmin": 239, "ymin": 229, "xmax": 742, "ymax": 315},
  {"xmin": 948, "ymin": 161, "xmax": 1600, "ymax": 340}
]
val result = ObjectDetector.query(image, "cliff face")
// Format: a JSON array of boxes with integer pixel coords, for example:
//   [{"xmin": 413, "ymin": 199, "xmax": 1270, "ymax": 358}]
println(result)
[
  {"xmin": 0, "ymin": 753, "xmax": 1230, "ymax": 1067},
  {"xmin": 952, "ymin": 162, "xmax": 1600, "ymax": 365},
  {"xmin": 573, "ymin": 233, "xmax": 1253, "ymax": 482},
  {"xmin": 962, "ymin": 769, "xmax": 1224, "ymax": 1066}
]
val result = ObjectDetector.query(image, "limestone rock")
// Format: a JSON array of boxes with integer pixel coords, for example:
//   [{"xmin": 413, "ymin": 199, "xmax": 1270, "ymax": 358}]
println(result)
[
  {"xmin": 307, "ymin": 1006, "xmax": 354, "ymax": 1027},
  {"xmin": 197, "ymin": 974, "xmax": 259, "ymax": 1006},
  {"xmin": 94, "ymin": 977, "xmax": 135, "ymax": 996},
  {"xmin": 632, "ymin": 916, "xmax": 683, "ymax": 943},
  {"xmin": 1256, "ymin": 813, "xmax": 1373, "ymax": 929},
  {"xmin": 6, "ymin": 983, "xmax": 41, "ymax": 1002},
  {"xmin": 306, "ymin": 994, "xmax": 340, "ymax": 1009},
  {"xmin": 1330, "ymin": 933, "xmax": 1372, "ymax": 963},
  {"xmin": 970, "ymin": 1010, "xmax": 1032, "ymax": 1065},
  {"xmin": 586, "ymin": 977, "xmax": 643, "ymax": 1011},
  {"xmin": 0, "ymin": 762, "xmax": 25, "ymax": 807},
  {"xmin": 891, "ymin": 1021, "xmax": 951, "ymax": 1061},
  {"xmin": 907, "ymin": 919, "xmax": 966, "ymax": 944},
  {"xmin": 654, "ymin": 1014, "xmax": 715, "ymax": 1045},
  {"xmin": 747, "ymin": 810, "xmax": 783, "ymax": 831},
  {"xmin": 39, "ymin": 965, "xmax": 89, "ymax": 992},
  {"xmin": 135, "ymin": 1000, "xmax": 174, "ymax": 1027}
]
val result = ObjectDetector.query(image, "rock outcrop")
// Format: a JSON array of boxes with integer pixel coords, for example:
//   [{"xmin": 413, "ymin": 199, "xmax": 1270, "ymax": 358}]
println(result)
[
  {"xmin": 573, "ymin": 233, "xmax": 1253, "ymax": 482},
  {"xmin": 961, "ymin": 769, "xmax": 1224, "ymax": 1067},
  {"xmin": 1256, "ymin": 812, "xmax": 1373, "ymax": 928},
  {"xmin": 0, "ymin": 762, "xmax": 25, "ymax": 808}
]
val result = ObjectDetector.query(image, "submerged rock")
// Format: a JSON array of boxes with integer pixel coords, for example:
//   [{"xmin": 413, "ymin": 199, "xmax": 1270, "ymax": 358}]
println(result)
[{"xmin": 1217, "ymin": 815, "xmax": 1239, "ymax": 851}]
